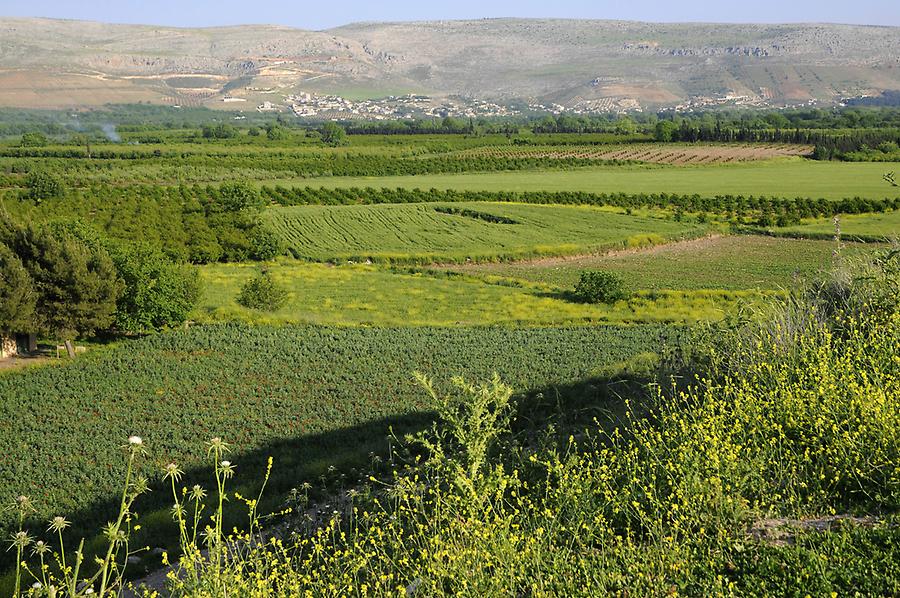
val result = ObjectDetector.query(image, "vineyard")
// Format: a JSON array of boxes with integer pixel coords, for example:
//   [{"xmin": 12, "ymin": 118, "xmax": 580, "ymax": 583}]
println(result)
[
  {"xmin": 452, "ymin": 143, "xmax": 814, "ymax": 164},
  {"xmin": 262, "ymin": 202, "xmax": 701, "ymax": 263}
]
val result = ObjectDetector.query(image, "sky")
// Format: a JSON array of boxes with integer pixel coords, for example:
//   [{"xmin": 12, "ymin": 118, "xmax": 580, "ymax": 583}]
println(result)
[{"xmin": 0, "ymin": 0, "xmax": 897, "ymax": 29}]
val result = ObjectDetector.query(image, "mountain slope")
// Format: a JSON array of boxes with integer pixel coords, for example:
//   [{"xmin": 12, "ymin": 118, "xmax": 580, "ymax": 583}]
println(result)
[{"xmin": 0, "ymin": 17, "xmax": 898, "ymax": 110}]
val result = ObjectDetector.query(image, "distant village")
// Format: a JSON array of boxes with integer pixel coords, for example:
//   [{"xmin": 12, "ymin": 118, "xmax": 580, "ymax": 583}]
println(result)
[{"xmin": 215, "ymin": 84, "xmax": 840, "ymax": 121}]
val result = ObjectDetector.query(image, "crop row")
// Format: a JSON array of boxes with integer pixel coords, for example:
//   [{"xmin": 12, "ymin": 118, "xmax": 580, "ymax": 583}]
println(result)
[
  {"xmin": 454, "ymin": 143, "xmax": 813, "ymax": 164},
  {"xmin": 0, "ymin": 324, "xmax": 675, "ymax": 544},
  {"xmin": 263, "ymin": 186, "xmax": 900, "ymax": 225}
]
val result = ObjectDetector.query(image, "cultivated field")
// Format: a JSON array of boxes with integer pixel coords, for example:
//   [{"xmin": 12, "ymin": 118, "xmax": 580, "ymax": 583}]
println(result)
[
  {"xmin": 312, "ymin": 160, "xmax": 900, "ymax": 200},
  {"xmin": 453, "ymin": 143, "xmax": 814, "ymax": 164},
  {"xmin": 264, "ymin": 202, "xmax": 701, "ymax": 263},
  {"xmin": 445, "ymin": 235, "xmax": 883, "ymax": 290},
  {"xmin": 0, "ymin": 324, "xmax": 673, "ymax": 551}
]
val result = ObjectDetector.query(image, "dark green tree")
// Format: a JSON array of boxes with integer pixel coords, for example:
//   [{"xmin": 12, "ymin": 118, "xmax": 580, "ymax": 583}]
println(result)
[
  {"xmin": 0, "ymin": 243, "xmax": 36, "ymax": 333},
  {"xmin": 655, "ymin": 120, "xmax": 678, "ymax": 142},
  {"xmin": 9, "ymin": 225, "xmax": 122, "ymax": 356},
  {"xmin": 110, "ymin": 243, "xmax": 202, "ymax": 333},
  {"xmin": 265, "ymin": 124, "xmax": 289, "ymax": 141},
  {"xmin": 320, "ymin": 122, "xmax": 348, "ymax": 147}
]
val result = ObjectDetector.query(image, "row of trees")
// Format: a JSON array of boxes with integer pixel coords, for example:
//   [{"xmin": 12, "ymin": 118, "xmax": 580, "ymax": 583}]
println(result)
[
  {"xmin": 262, "ymin": 185, "xmax": 900, "ymax": 224},
  {"xmin": 0, "ymin": 216, "xmax": 201, "ymax": 355}
]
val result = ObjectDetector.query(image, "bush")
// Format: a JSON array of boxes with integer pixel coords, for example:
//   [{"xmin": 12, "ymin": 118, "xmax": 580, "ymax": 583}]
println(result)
[
  {"xmin": 22, "ymin": 171, "xmax": 64, "ymax": 201},
  {"xmin": 218, "ymin": 182, "xmax": 264, "ymax": 212},
  {"xmin": 321, "ymin": 122, "xmax": 348, "ymax": 147},
  {"xmin": 249, "ymin": 225, "xmax": 284, "ymax": 261},
  {"xmin": 19, "ymin": 132, "xmax": 48, "ymax": 147},
  {"xmin": 574, "ymin": 270, "xmax": 629, "ymax": 303},
  {"xmin": 236, "ymin": 272, "xmax": 288, "ymax": 311}
]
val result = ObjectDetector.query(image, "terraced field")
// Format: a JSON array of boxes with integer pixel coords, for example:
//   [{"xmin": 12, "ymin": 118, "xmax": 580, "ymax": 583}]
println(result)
[
  {"xmin": 264, "ymin": 202, "xmax": 702, "ymax": 263},
  {"xmin": 453, "ymin": 143, "xmax": 813, "ymax": 164}
]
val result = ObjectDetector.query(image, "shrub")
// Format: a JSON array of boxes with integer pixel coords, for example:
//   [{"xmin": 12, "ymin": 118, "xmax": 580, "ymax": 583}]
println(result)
[
  {"xmin": 574, "ymin": 270, "xmax": 629, "ymax": 303},
  {"xmin": 218, "ymin": 182, "xmax": 264, "ymax": 212},
  {"xmin": 236, "ymin": 272, "xmax": 288, "ymax": 311},
  {"xmin": 22, "ymin": 171, "xmax": 64, "ymax": 201},
  {"xmin": 249, "ymin": 224, "xmax": 284, "ymax": 261},
  {"xmin": 321, "ymin": 122, "xmax": 348, "ymax": 147},
  {"xmin": 19, "ymin": 132, "xmax": 49, "ymax": 147}
]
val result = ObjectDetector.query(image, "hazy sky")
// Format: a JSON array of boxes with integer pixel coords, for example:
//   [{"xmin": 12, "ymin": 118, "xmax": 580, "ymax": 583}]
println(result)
[{"xmin": 0, "ymin": 0, "xmax": 898, "ymax": 29}]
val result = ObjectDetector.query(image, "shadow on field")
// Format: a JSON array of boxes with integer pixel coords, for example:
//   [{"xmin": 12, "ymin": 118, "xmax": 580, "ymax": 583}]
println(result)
[{"xmin": 1, "ymin": 369, "xmax": 660, "ymax": 589}]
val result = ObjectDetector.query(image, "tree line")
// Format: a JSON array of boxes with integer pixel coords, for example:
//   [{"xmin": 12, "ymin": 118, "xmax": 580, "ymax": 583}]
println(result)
[
  {"xmin": 0, "ymin": 217, "xmax": 201, "ymax": 354},
  {"xmin": 263, "ymin": 185, "xmax": 900, "ymax": 228}
]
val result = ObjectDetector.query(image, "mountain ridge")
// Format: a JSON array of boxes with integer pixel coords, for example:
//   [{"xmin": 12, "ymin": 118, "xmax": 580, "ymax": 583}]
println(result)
[{"xmin": 1, "ymin": 16, "xmax": 898, "ymax": 112}]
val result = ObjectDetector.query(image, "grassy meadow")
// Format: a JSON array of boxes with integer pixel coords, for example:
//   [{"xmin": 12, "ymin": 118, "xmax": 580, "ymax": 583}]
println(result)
[
  {"xmin": 196, "ymin": 262, "xmax": 764, "ymax": 326},
  {"xmin": 777, "ymin": 209, "xmax": 900, "ymax": 240}
]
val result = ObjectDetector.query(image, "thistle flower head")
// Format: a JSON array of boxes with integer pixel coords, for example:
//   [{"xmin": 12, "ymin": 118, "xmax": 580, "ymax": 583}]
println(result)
[
  {"xmin": 128, "ymin": 436, "xmax": 143, "ymax": 446},
  {"xmin": 163, "ymin": 462, "xmax": 184, "ymax": 482},
  {"xmin": 219, "ymin": 460, "xmax": 236, "ymax": 479},
  {"xmin": 10, "ymin": 530, "xmax": 33, "ymax": 550},
  {"xmin": 32, "ymin": 540, "xmax": 49, "ymax": 556},
  {"xmin": 7, "ymin": 495, "xmax": 35, "ymax": 516},
  {"xmin": 48, "ymin": 516, "xmax": 70, "ymax": 533},
  {"xmin": 207, "ymin": 437, "xmax": 230, "ymax": 457},
  {"xmin": 190, "ymin": 484, "xmax": 207, "ymax": 501}
]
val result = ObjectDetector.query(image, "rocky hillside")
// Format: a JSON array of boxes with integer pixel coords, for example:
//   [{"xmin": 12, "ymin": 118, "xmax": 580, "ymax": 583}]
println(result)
[{"xmin": 0, "ymin": 17, "xmax": 898, "ymax": 110}]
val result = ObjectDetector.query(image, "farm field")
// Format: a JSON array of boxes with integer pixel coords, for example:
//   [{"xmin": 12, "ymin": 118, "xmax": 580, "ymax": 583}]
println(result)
[
  {"xmin": 264, "ymin": 201, "xmax": 702, "ymax": 263},
  {"xmin": 2, "ymin": 103, "xmax": 900, "ymax": 596},
  {"xmin": 777, "ymin": 209, "xmax": 900, "ymax": 240},
  {"xmin": 0, "ymin": 324, "xmax": 674, "ymax": 552},
  {"xmin": 445, "ymin": 235, "xmax": 883, "ymax": 290},
  {"xmin": 309, "ymin": 160, "xmax": 900, "ymax": 200},
  {"xmin": 451, "ymin": 142, "xmax": 813, "ymax": 164},
  {"xmin": 196, "ymin": 262, "xmax": 761, "ymax": 326}
]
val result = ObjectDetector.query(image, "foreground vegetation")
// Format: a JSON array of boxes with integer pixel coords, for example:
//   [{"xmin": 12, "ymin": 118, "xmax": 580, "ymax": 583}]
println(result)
[{"xmin": 5, "ymin": 250, "xmax": 898, "ymax": 596}]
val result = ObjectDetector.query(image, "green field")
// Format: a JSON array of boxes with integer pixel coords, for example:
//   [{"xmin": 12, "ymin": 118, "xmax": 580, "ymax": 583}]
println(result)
[
  {"xmin": 778, "ymin": 210, "xmax": 900, "ymax": 240},
  {"xmin": 264, "ymin": 202, "xmax": 701, "ymax": 263},
  {"xmin": 0, "ymin": 324, "xmax": 672, "ymax": 545},
  {"xmin": 306, "ymin": 160, "xmax": 900, "ymax": 200},
  {"xmin": 447, "ymin": 235, "xmax": 883, "ymax": 290},
  {"xmin": 197, "ymin": 262, "xmax": 761, "ymax": 326}
]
